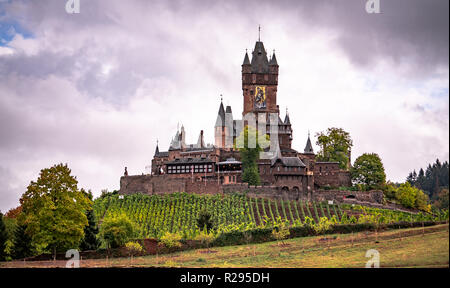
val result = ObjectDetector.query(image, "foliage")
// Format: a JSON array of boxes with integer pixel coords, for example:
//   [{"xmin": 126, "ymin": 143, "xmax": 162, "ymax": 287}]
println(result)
[
  {"xmin": 99, "ymin": 213, "xmax": 136, "ymax": 249},
  {"xmin": 125, "ymin": 241, "xmax": 143, "ymax": 257},
  {"xmin": 194, "ymin": 230, "xmax": 215, "ymax": 249},
  {"xmin": 395, "ymin": 182, "xmax": 427, "ymax": 210},
  {"xmin": 0, "ymin": 212, "xmax": 8, "ymax": 261},
  {"xmin": 407, "ymin": 159, "xmax": 449, "ymax": 201},
  {"xmin": 312, "ymin": 217, "xmax": 332, "ymax": 235},
  {"xmin": 18, "ymin": 163, "xmax": 92, "ymax": 258},
  {"xmin": 13, "ymin": 224, "xmax": 33, "ymax": 259},
  {"xmin": 315, "ymin": 127, "xmax": 353, "ymax": 170},
  {"xmin": 5, "ymin": 206, "xmax": 22, "ymax": 219},
  {"xmin": 271, "ymin": 217, "xmax": 290, "ymax": 245},
  {"xmin": 435, "ymin": 188, "xmax": 449, "ymax": 209},
  {"xmin": 80, "ymin": 210, "xmax": 100, "ymax": 251},
  {"xmin": 235, "ymin": 125, "xmax": 268, "ymax": 185},
  {"xmin": 196, "ymin": 209, "xmax": 215, "ymax": 232},
  {"xmin": 351, "ymin": 153, "xmax": 386, "ymax": 190},
  {"xmin": 159, "ymin": 232, "xmax": 182, "ymax": 249}
]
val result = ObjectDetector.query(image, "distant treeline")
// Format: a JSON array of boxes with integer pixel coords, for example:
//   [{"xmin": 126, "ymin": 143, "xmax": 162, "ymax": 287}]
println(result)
[{"xmin": 407, "ymin": 159, "xmax": 449, "ymax": 201}]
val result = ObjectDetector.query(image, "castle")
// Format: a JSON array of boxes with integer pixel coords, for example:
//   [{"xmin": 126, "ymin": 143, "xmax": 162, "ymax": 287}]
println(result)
[{"xmin": 120, "ymin": 37, "xmax": 359, "ymax": 201}]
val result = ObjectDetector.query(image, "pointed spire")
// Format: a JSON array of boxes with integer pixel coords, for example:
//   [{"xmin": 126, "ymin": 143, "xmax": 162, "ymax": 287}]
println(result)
[
  {"xmin": 284, "ymin": 107, "xmax": 291, "ymax": 125},
  {"xmin": 258, "ymin": 25, "xmax": 261, "ymax": 42},
  {"xmin": 269, "ymin": 50, "xmax": 278, "ymax": 66},
  {"xmin": 196, "ymin": 130, "xmax": 205, "ymax": 148},
  {"xmin": 214, "ymin": 96, "xmax": 226, "ymax": 127},
  {"xmin": 304, "ymin": 131, "xmax": 314, "ymax": 154},
  {"xmin": 154, "ymin": 139, "xmax": 159, "ymax": 156},
  {"xmin": 243, "ymin": 49, "xmax": 250, "ymax": 65}
]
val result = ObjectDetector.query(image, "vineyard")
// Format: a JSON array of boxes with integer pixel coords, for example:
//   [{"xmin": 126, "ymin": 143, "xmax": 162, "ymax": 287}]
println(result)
[{"xmin": 93, "ymin": 192, "xmax": 445, "ymax": 240}]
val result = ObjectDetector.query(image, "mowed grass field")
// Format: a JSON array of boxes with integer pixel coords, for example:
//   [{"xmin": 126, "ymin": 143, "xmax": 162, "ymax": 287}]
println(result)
[{"xmin": 2, "ymin": 224, "xmax": 448, "ymax": 268}]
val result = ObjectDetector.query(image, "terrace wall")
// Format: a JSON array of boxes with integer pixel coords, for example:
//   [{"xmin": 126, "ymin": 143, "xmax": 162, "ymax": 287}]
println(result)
[{"xmin": 119, "ymin": 175, "xmax": 383, "ymax": 204}]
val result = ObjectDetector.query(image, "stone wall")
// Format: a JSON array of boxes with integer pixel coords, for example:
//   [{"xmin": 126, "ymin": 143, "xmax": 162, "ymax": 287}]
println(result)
[
  {"xmin": 314, "ymin": 171, "xmax": 351, "ymax": 188},
  {"xmin": 119, "ymin": 175, "xmax": 383, "ymax": 205},
  {"xmin": 311, "ymin": 190, "xmax": 384, "ymax": 204}
]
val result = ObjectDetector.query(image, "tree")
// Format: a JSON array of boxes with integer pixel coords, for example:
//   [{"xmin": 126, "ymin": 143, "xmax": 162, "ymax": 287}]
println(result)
[
  {"xmin": 395, "ymin": 182, "xmax": 429, "ymax": 209},
  {"xmin": 315, "ymin": 127, "xmax": 353, "ymax": 170},
  {"xmin": 351, "ymin": 153, "xmax": 386, "ymax": 190},
  {"xmin": 18, "ymin": 163, "xmax": 92, "ymax": 259},
  {"xmin": 13, "ymin": 224, "xmax": 33, "ymax": 259},
  {"xmin": 196, "ymin": 209, "xmax": 214, "ymax": 232},
  {"xmin": 79, "ymin": 210, "xmax": 100, "ymax": 251},
  {"xmin": 0, "ymin": 212, "xmax": 8, "ymax": 261},
  {"xmin": 5, "ymin": 206, "xmax": 22, "ymax": 219},
  {"xmin": 435, "ymin": 188, "xmax": 449, "ymax": 209},
  {"xmin": 99, "ymin": 213, "xmax": 135, "ymax": 249},
  {"xmin": 235, "ymin": 125, "xmax": 268, "ymax": 186}
]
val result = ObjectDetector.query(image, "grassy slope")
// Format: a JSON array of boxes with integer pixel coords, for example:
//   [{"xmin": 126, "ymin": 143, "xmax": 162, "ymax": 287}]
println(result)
[{"xmin": 3, "ymin": 224, "xmax": 448, "ymax": 268}]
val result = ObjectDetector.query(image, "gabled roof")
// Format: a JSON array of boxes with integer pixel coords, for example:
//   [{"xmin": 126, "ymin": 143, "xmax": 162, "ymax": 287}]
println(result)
[{"xmin": 270, "ymin": 142, "xmax": 305, "ymax": 167}]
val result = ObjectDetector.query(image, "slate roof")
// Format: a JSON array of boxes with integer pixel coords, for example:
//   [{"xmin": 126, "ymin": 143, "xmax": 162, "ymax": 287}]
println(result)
[
  {"xmin": 269, "ymin": 52, "xmax": 278, "ymax": 66},
  {"xmin": 304, "ymin": 135, "xmax": 314, "ymax": 154},
  {"xmin": 214, "ymin": 101, "xmax": 226, "ymax": 127},
  {"xmin": 250, "ymin": 41, "xmax": 269, "ymax": 74},
  {"xmin": 243, "ymin": 52, "xmax": 250, "ymax": 65}
]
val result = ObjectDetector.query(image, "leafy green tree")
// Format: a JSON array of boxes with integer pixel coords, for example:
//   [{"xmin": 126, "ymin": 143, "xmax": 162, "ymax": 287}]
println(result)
[
  {"xmin": 395, "ymin": 182, "xmax": 418, "ymax": 209},
  {"xmin": 315, "ymin": 127, "xmax": 353, "ymax": 170},
  {"xmin": 235, "ymin": 125, "xmax": 268, "ymax": 186},
  {"xmin": 18, "ymin": 163, "xmax": 92, "ymax": 259},
  {"xmin": 351, "ymin": 153, "xmax": 386, "ymax": 190},
  {"xmin": 0, "ymin": 212, "xmax": 8, "ymax": 261},
  {"xmin": 80, "ymin": 210, "xmax": 100, "ymax": 251},
  {"xmin": 13, "ymin": 224, "xmax": 33, "ymax": 259},
  {"xmin": 99, "ymin": 213, "xmax": 136, "ymax": 249}
]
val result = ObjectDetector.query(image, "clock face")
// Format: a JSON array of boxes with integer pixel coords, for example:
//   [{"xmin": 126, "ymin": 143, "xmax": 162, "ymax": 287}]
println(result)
[{"xmin": 254, "ymin": 86, "xmax": 266, "ymax": 109}]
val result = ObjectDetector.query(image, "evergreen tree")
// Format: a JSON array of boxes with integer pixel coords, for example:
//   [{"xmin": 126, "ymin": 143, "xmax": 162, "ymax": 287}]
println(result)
[
  {"xmin": 13, "ymin": 224, "xmax": 33, "ymax": 259},
  {"xmin": 80, "ymin": 210, "xmax": 100, "ymax": 251},
  {"xmin": 0, "ymin": 212, "xmax": 7, "ymax": 261}
]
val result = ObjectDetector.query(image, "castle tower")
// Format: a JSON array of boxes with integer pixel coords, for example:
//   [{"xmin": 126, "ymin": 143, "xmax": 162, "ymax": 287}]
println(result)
[
  {"xmin": 214, "ymin": 99, "xmax": 232, "ymax": 148},
  {"xmin": 242, "ymin": 41, "xmax": 279, "ymax": 116}
]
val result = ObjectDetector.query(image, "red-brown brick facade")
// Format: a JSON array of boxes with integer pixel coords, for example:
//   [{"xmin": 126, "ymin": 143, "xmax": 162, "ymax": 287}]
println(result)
[{"xmin": 122, "ymin": 38, "xmax": 353, "ymax": 198}]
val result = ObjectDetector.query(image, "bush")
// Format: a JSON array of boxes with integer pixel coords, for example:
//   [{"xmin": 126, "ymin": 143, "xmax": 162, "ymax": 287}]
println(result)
[
  {"xmin": 159, "ymin": 232, "xmax": 182, "ymax": 249},
  {"xmin": 99, "ymin": 213, "xmax": 136, "ymax": 249},
  {"xmin": 125, "ymin": 241, "xmax": 143, "ymax": 257},
  {"xmin": 312, "ymin": 217, "xmax": 332, "ymax": 235}
]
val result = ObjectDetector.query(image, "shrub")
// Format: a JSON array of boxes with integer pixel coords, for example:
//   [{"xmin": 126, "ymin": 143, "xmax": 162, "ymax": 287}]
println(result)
[
  {"xmin": 99, "ymin": 213, "xmax": 136, "ymax": 249},
  {"xmin": 125, "ymin": 241, "xmax": 143, "ymax": 258},
  {"xmin": 159, "ymin": 232, "xmax": 182, "ymax": 249},
  {"xmin": 271, "ymin": 221, "xmax": 290, "ymax": 245},
  {"xmin": 312, "ymin": 217, "xmax": 332, "ymax": 235}
]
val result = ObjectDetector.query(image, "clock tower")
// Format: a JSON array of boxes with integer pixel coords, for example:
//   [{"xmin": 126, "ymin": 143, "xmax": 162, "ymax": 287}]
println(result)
[{"xmin": 241, "ymin": 40, "xmax": 279, "ymax": 116}]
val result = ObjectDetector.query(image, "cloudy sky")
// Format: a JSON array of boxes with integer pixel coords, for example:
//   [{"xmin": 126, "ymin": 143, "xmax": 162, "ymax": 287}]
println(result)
[{"xmin": 0, "ymin": 0, "xmax": 448, "ymax": 212}]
